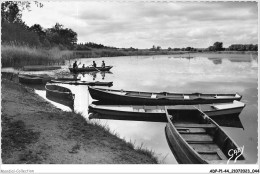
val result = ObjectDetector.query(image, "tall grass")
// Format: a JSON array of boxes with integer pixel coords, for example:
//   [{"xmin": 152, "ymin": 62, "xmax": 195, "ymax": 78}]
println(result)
[{"xmin": 1, "ymin": 44, "xmax": 74, "ymax": 68}]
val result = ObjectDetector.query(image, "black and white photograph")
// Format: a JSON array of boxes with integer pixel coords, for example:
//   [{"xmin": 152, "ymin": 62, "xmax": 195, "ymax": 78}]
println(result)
[{"xmin": 1, "ymin": 0, "xmax": 259, "ymax": 173}]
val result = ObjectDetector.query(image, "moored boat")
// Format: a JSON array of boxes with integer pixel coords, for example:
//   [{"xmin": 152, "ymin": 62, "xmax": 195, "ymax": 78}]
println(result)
[
  {"xmin": 23, "ymin": 65, "xmax": 61, "ymax": 71},
  {"xmin": 54, "ymin": 77, "xmax": 81, "ymax": 81},
  {"xmin": 69, "ymin": 66, "xmax": 113, "ymax": 73},
  {"xmin": 18, "ymin": 74, "xmax": 51, "ymax": 84},
  {"xmin": 165, "ymin": 107, "xmax": 246, "ymax": 164},
  {"xmin": 50, "ymin": 80, "xmax": 113, "ymax": 86},
  {"xmin": 88, "ymin": 86, "xmax": 242, "ymax": 105},
  {"xmin": 88, "ymin": 101, "xmax": 245, "ymax": 122},
  {"xmin": 45, "ymin": 84, "xmax": 75, "ymax": 110}
]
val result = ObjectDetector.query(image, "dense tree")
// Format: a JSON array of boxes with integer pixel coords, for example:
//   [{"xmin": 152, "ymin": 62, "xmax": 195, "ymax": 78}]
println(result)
[
  {"xmin": 213, "ymin": 42, "xmax": 223, "ymax": 51},
  {"xmin": 208, "ymin": 42, "xmax": 224, "ymax": 51},
  {"xmin": 228, "ymin": 44, "xmax": 258, "ymax": 51},
  {"xmin": 1, "ymin": 1, "xmax": 43, "ymax": 23},
  {"xmin": 29, "ymin": 24, "xmax": 46, "ymax": 43}
]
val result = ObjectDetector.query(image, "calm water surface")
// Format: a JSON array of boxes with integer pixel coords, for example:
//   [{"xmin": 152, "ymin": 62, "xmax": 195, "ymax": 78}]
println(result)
[{"xmin": 37, "ymin": 53, "xmax": 258, "ymax": 164}]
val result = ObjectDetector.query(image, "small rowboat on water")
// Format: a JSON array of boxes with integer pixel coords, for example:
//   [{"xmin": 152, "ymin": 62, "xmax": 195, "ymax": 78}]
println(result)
[
  {"xmin": 165, "ymin": 107, "xmax": 246, "ymax": 164},
  {"xmin": 54, "ymin": 77, "xmax": 81, "ymax": 81},
  {"xmin": 69, "ymin": 66, "xmax": 113, "ymax": 73},
  {"xmin": 88, "ymin": 101, "xmax": 245, "ymax": 122},
  {"xmin": 45, "ymin": 84, "xmax": 74, "ymax": 110},
  {"xmin": 88, "ymin": 86, "xmax": 242, "ymax": 105},
  {"xmin": 18, "ymin": 74, "xmax": 51, "ymax": 84},
  {"xmin": 50, "ymin": 80, "xmax": 113, "ymax": 86}
]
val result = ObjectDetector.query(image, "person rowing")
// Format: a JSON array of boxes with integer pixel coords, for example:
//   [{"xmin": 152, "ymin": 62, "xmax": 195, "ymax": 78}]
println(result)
[
  {"xmin": 101, "ymin": 60, "xmax": 105, "ymax": 68},
  {"xmin": 92, "ymin": 61, "xmax": 97, "ymax": 68},
  {"xmin": 73, "ymin": 61, "xmax": 78, "ymax": 69}
]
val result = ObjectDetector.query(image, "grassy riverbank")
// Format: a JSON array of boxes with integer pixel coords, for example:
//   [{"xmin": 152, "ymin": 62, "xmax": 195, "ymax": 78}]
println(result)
[{"xmin": 1, "ymin": 76, "xmax": 158, "ymax": 164}]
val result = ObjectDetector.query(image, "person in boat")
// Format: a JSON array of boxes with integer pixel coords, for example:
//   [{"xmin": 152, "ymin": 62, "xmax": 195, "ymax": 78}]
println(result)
[
  {"xmin": 73, "ymin": 61, "xmax": 78, "ymax": 69},
  {"xmin": 92, "ymin": 61, "xmax": 97, "ymax": 68},
  {"xmin": 101, "ymin": 60, "xmax": 105, "ymax": 68},
  {"xmin": 82, "ymin": 64, "xmax": 85, "ymax": 68}
]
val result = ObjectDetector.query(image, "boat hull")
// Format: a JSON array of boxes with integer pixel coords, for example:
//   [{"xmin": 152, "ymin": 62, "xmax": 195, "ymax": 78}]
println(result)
[
  {"xmin": 164, "ymin": 109, "xmax": 246, "ymax": 164},
  {"xmin": 50, "ymin": 80, "xmax": 113, "ymax": 86},
  {"xmin": 88, "ymin": 87, "xmax": 242, "ymax": 105},
  {"xmin": 88, "ymin": 102, "xmax": 245, "ymax": 123},
  {"xmin": 45, "ymin": 84, "xmax": 74, "ymax": 110},
  {"xmin": 69, "ymin": 66, "xmax": 113, "ymax": 73},
  {"xmin": 19, "ymin": 75, "xmax": 43, "ymax": 84},
  {"xmin": 165, "ymin": 123, "xmax": 206, "ymax": 164},
  {"xmin": 23, "ymin": 65, "xmax": 61, "ymax": 71},
  {"xmin": 89, "ymin": 106, "xmax": 165, "ymax": 122}
]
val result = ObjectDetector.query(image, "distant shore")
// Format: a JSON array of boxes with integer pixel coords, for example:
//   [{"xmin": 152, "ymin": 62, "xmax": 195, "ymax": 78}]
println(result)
[
  {"xmin": 1, "ymin": 74, "xmax": 158, "ymax": 164},
  {"xmin": 73, "ymin": 49, "xmax": 258, "ymax": 59}
]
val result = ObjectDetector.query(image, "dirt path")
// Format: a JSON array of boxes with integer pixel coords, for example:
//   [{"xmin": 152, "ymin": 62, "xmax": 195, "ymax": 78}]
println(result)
[{"xmin": 1, "ymin": 77, "xmax": 157, "ymax": 164}]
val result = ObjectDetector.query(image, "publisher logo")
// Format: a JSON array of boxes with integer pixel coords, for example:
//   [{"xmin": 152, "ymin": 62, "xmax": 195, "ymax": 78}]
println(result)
[{"xmin": 227, "ymin": 145, "xmax": 244, "ymax": 164}]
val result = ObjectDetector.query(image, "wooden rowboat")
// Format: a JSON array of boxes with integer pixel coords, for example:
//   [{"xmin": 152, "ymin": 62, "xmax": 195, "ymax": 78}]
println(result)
[
  {"xmin": 88, "ymin": 86, "xmax": 242, "ymax": 105},
  {"xmin": 18, "ymin": 74, "xmax": 51, "ymax": 84},
  {"xmin": 54, "ymin": 77, "xmax": 81, "ymax": 81},
  {"xmin": 88, "ymin": 101, "xmax": 245, "ymax": 122},
  {"xmin": 165, "ymin": 107, "xmax": 246, "ymax": 164},
  {"xmin": 50, "ymin": 80, "xmax": 113, "ymax": 86},
  {"xmin": 69, "ymin": 66, "xmax": 113, "ymax": 73},
  {"xmin": 45, "ymin": 84, "xmax": 74, "ymax": 110},
  {"xmin": 23, "ymin": 65, "xmax": 61, "ymax": 71}
]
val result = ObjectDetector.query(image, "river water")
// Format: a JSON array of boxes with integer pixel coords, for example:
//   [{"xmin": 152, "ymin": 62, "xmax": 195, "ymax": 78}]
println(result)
[{"xmin": 34, "ymin": 53, "xmax": 257, "ymax": 164}]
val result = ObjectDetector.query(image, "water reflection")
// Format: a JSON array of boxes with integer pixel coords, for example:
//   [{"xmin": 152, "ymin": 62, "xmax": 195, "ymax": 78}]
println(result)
[
  {"xmin": 208, "ymin": 58, "xmax": 222, "ymax": 65},
  {"xmin": 77, "ymin": 71, "xmax": 112, "ymax": 81}
]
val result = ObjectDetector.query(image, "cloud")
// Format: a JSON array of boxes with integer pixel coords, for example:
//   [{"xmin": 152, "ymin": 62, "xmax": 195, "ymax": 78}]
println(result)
[{"xmin": 22, "ymin": 1, "xmax": 258, "ymax": 48}]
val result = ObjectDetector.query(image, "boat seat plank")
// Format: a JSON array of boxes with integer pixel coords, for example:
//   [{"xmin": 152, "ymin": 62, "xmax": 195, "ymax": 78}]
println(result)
[
  {"xmin": 188, "ymin": 141, "xmax": 214, "ymax": 144},
  {"xmin": 197, "ymin": 150, "xmax": 227, "ymax": 160},
  {"xmin": 174, "ymin": 123, "xmax": 216, "ymax": 128},
  {"xmin": 177, "ymin": 128, "xmax": 207, "ymax": 134},
  {"xmin": 190, "ymin": 143, "xmax": 219, "ymax": 151},
  {"xmin": 182, "ymin": 134, "xmax": 213, "ymax": 142}
]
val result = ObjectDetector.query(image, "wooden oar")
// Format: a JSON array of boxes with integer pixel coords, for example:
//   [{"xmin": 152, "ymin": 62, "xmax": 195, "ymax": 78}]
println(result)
[{"xmin": 93, "ymin": 67, "xmax": 101, "ymax": 72}]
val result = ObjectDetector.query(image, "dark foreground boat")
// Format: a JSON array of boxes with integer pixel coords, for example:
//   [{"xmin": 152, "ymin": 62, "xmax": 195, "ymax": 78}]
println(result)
[
  {"xmin": 50, "ymin": 80, "xmax": 113, "ymax": 86},
  {"xmin": 88, "ymin": 86, "xmax": 242, "ymax": 105},
  {"xmin": 165, "ymin": 107, "xmax": 246, "ymax": 164},
  {"xmin": 45, "ymin": 84, "xmax": 74, "ymax": 110},
  {"xmin": 88, "ymin": 101, "xmax": 245, "ymax": 122},
  {"xmin": 69, "ymin": 66, "xmax": 113, "ymax": 73},
  {"xmin": 54, "ymin": 77, "xmax": 81, "ymax": 81},
  {"xmin": 18, "ymin": 74, "xmax": 51, "ymax": 84}
]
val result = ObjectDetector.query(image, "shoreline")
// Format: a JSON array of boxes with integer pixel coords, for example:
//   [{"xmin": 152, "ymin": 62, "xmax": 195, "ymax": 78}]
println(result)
[{"xmin": 1, "ymin": 75, "xmax": 158, "ymax": 164}]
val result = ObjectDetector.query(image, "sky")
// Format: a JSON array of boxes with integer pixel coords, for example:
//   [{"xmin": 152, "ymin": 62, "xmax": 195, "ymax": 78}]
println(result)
[{"xmin": 22, "ymin": 1, "xmax": 258, "ymax": 49}]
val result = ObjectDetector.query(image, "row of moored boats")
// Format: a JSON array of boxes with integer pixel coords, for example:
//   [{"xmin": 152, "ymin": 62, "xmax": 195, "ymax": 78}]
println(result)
[{"xmin": 87, "ymin": 86, "xmax": 246, "ymax": 164}]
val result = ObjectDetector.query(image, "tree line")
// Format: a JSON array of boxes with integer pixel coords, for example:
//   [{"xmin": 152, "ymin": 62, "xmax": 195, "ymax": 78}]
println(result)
[
  {"xmin": 150, "ymin": 42, "xmax": 257, "ymax": 52},
  {"xmin": 207, "ymin": 42, "xmax": 258, "ymax": 51}
]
